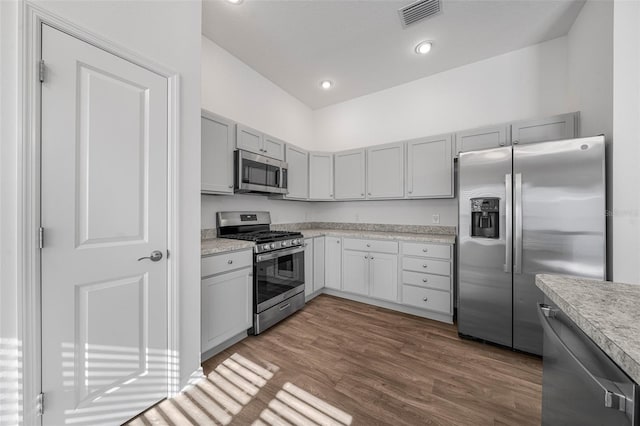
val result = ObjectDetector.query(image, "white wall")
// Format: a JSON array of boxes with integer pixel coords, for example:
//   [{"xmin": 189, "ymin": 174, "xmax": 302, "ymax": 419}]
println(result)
[
  {"xmin": 308, "ymin": 199, "xmax": 458, "ymax": 227},
  {"xmin": 567, "ymin": 0, "xmax": 614, "ymax": 279},
  {"xmin": 0, "ymin": 1, "xmax": 202, "ymax": 422},
  {"xmin": 312, "ymin": 37, "xmax": 569, "ymax": 151},
  {"xmin": 612, "ymin": 0, "xmax": 640, "ymax": 283},
  {"xmin": 202, "ymin": 36, "xmax": 314, "ymax": 150}
]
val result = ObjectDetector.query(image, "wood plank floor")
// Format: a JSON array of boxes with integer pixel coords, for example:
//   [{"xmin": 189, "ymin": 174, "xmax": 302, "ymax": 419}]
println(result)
[{"xmin": 129, "ymin": 295, "xmax": 541, "ymax": 426}]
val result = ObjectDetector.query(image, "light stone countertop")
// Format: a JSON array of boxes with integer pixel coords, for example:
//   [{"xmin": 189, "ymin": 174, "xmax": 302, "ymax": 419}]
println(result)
[
  {"xmin": 536, "ymin": 274, "xmax": 640, "ymax": 384},
  {"xmin": 201, "ymin": 238, "xmax": 254, "ymax": 256},
  {"xmin": 298, "ymin": 229, "xmax": 456, "ymax": 245}
]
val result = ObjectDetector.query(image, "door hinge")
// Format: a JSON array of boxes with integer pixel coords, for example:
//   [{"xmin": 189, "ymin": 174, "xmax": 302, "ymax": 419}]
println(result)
[
  {"xmin": 38, "ymin": 227, "xmax": 44, "ymax": 249},
  {"xmin": 36, "ymin": 392, "xmax": 44, "ymax": 416},
  {"xmin": 39, "ymin": 60, "xmax": 46, "ymax": 83}
]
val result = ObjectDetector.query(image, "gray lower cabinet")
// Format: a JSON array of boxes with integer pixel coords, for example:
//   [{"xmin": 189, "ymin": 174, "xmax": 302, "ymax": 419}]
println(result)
[
  {"xmin": 201, "ymin": 110, "xmax": 235, "ymax": 194},
  {"xmin": 309, "ymin": 152, "xmax": 334, "ymax": 200},
  {"xmin": 367, "ymin": 142, "xmax": 404, "ymax": 199},
  {"xmin": 342, "ymin": 238, "xmax": 399, "ymax": 301},
  {"xmin": 324, "ymin": 236, "xmax": 342, "ymax": 289},
  {"xmin": 455, "ymin": 124, "xmax": 510, "ymax": 156},
  {"xmin": 313, "ymin": 237, "xmax": 325, "ymax": 292},
  {"xmin": 334, "ymin": 149, "xmax": 366, "ymax": 200},
  {"xmin": 284, "ymin": 145, "xmax": 309, "ymax": 200},
  {"xmin": 304, "ymin": 238, "xmax": 314, "ymax": 297},
  {"xmin": 201, "ymin": 250, "xmax": 253, "ymax": 356},
  {"xmin": 511, "ymin": 112, "xmax": 578, "ymax": 145},
  {"xmin": 400, "ymin": 242, "xmax": 453, "ymax": 319},
  {"xmin": 406, "ymin": 134, "xmax": 453, "ymax": 198}
]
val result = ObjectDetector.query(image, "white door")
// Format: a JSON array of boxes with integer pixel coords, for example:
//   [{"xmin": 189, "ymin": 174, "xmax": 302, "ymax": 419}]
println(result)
[
  {"xmin": 285, "ymin": 145, "xmax": 309, "ymax": 200},
  {"xmin": 309, "ymin": 152, "xmax": 334, "ymax": 200},
  {"xmin": 41, "ymin": 24, "xmax": 169, "ymax": 425},
  {"xmin": 369, "ymin": 253, "xmax": 398, "ymax": 302},
  {"xmin": 201, "ymin": 111, "xmax": 235, "ymax": 194},
  {"xmin": 407, "ymin": 135, "xmax": 453, "ymax": 198}
]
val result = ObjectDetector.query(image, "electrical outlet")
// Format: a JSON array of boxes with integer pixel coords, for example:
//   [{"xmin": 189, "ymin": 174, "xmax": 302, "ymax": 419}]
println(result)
[{"xmin": 432, "ymin": 214, "xmax": 440, "ymax": 224}]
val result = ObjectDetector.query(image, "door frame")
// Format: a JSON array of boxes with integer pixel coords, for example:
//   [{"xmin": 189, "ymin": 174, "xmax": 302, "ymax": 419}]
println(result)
[{"xmin": 20, "ymin": 3, "xmax": 182, "ymax": 425}]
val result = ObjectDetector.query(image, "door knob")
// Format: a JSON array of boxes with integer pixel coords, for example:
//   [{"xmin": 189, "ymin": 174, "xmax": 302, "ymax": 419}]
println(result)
[{"xmin": 138, "ymin": 250, "xmax": 163, "ymax": 262}]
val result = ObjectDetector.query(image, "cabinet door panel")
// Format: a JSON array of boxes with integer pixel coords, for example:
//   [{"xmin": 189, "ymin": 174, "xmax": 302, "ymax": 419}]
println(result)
[
  {"xmin": 367, "ymin": 142, "xmax": 404, "ymax": 199},
  {"xmin": 325, "ymin": 237, "xmax": 342, "ymax": 289},
  {"xmin": 342, "ymin": 250, "xmax": 368, "ymax": 295},
  {"xmin": 236, "ymin": 124, "xmax": 263, "ymax": 155},
  {"xmin": 334, "ymin": 149, "xmax": 366, "ymax": 200},
  {"xmin": 285, "ymin": 145, "xmax": 309, "ymax": 199},
  {"xmin": 309, "ymin": 152, "xmax": 334, "ymax": 200},
  {"xmin": 369, "ymin": 253, "xmax": 398, "ymax": 302},
  {"xmin": 406, "ymin": 135, "xmax": 453, "ymax": 198},
  {"xmin": 263, "ymin": 134, "xmax": 285, "ymax": 161},
  {"xmin": 313, "ymin": 237, "xmax": 325, "ymax": 292},
  {"xmin": 201, "ymin": 112, "xmax": 235, "ymax": 194},
  {"xmin": 511, "ymin": 112, "xmax": 578, "ymax": 145},
  {"xmin": 201, "ymin": 267, "xmax": 252, "ymax": 353},
  {"xmin": 304, "ymin": 238, "xmax": 314, "ymax": 296},
  {"xmin": 455, "ymin": 125, "xmax": 510, "ymax": 155}
]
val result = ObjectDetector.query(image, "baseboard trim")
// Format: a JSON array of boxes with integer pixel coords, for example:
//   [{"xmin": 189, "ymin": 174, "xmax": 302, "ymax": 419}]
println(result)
[
  {"xmin": 200, "ymin": 331, "xmax": 248, "ymax": 364},
  {"xmin": 320, "ymin": 289, "xmax": 454, "ymax": 324}
]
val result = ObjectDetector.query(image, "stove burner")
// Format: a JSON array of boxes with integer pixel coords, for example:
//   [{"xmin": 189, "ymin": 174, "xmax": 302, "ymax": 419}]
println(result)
[{"xmin": 223, "ymin": 230, "xmax": 303, "ymax": 244}]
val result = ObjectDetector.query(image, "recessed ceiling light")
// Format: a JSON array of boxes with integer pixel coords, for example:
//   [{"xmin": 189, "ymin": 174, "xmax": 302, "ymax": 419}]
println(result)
[
  {"xmin": 227, "ymin": 0, "xmax": 243, "ymax": 4},
  {"xmin": 320, "ymin": 80, "xmax": 333, "ymax": 90},
  {"xmin": 415, "ymin": 41, "xmax": 433, "ymax": 55}
]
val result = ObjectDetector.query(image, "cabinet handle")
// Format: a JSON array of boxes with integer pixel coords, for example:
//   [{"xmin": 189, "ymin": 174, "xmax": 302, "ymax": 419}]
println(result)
[
  {"xmin": 228, "ymin": 185, "xmax": 233, "ymax": 189},
  {"xmin": 422, "ymin": 248, "xmax": 428, "ymax": 253},
  {"xmin": 368, "ymin": 192, "xmax": 372, "ymax": 195},
  {"xmin": 513, "ymin": 140, "xmax": 519, "ymax": 145},
  {"xmin": 330, "ymin": 194, "xmax": 333, "ymax": 197},
  {"xmin": 422, "ymin": 278, "xmax": 428, "ymax": 283},
  {"xmin": 370, "ymin": 256, "xmax": 374, "ymax": 260},
  {"xmin": 423, "ymin": 297, "xmax": 429, "ymax": 302},
  {"xmin": 361, "ymin": 193, "xmax": 364, "ymax": 196},
  {"xmin": 364, "ymin": 255, "xmax": 368, "ymax": 259},
  {"xmin": 337, "ymin": 240, "xmax": 340, "ymax": 244},
  {"xmin": 228, "ymin": 260, "xmax": 233, "ymax": 264},
  {"xmin": 408, "ymin": 191, "xmax": 412, "ymax": 194},
  {"xmin": 423, "ymin": 264, "xmax": 428, "ymax": 268},
  {"xmin": 366, "ymin": 243, "xmax": 371, "ymax": 247}
]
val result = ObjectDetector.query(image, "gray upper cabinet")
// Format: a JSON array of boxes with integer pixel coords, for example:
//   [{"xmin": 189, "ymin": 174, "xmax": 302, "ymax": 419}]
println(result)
[
  {"xmin": 367, "ymin": 142, "xmax": 404, "ymax": 199},
  {"xmin": 406, "ymin": 134, "xmax": 454, "ymax": 198},
  {"xmin": 334, "ymin": 149, "xmax": 366, "ymax": 200},
  {"xmin": 236, "ymin": 124, "xmax": 285, "ymax": 161},
  {"xmin": 284, "ymin": 144, "xmax": 309, "ymax": 200},
  {"xmin": 263, "ymin": 134, "xmax": 285, "ymax": 161},
  {"xmin": 201, "ymin": 110, "xmax": 235, "ymax": 194},
  {"xmin": 455, "ymin": 124, "xmax": 510, "ymax": 156},
  {"xmin": 309, "ymin": 152, "xmax": 334, "ymax": 200},
  {"xmin": 511, "ymin": 112, "xmax": 579, "ymax": 145}
]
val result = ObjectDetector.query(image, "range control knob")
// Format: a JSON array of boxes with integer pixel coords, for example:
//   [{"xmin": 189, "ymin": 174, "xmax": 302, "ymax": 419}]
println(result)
[
  {"xmin": 282, "ymin": 241, "xmax": 289, "ymax": 247},
  {"xmin": 293, "ymin": 239, "xmax": 300, "ymax": 245},
  {"xmin": 270, "ymin": 243, "xmax": 275, "ymax": 249},
  {"xmin": 262, "ymin": 244, "xmax": 270, "ymax": 251}
]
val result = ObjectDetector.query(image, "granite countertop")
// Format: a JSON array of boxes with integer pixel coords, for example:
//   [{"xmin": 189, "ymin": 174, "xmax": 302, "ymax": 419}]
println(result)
[
  {"xmin": 298, "ymin": 229, "xmax": 456, "ymax": 244},
  {"xmin": 536, "ymin": 274, "xmax": 640, "ymax": 384},
  {"xmin": 201, "ymin": 222, "xmax": 457, "ymax": 256},
  {"xmin": 201, "ymin": 238, "xmax": 254, "ymax": 256}
]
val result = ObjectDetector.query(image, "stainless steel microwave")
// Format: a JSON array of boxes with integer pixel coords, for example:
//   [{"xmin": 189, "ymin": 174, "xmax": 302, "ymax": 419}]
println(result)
[{"xmin": 235, "ymin": 149, "xmax": 288, "ymax": 194}]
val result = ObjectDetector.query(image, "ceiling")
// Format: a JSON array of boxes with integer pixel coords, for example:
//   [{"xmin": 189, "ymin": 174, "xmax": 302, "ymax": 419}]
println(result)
[{"xmin": 202, "ymin": 0, "xmax": 585, "ymax": 110}]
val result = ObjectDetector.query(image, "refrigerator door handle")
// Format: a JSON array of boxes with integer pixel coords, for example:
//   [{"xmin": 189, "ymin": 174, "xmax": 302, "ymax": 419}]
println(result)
[
  {"xmin": 514, "ymin": 173, "xmax": 523, "ymax": 274},
  {"xmin": 504, "ymin": 174, "xmax": 512, "ymax": 273}
]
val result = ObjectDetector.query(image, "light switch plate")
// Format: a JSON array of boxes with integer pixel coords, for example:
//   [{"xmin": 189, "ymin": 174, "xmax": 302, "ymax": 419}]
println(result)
[{"xmin": 432, "ymin": 214, "xmax": 440, "ymax": 224}]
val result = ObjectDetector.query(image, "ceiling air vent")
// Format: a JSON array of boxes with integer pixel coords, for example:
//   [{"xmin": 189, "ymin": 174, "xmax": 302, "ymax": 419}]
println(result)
[{"xmin": 398, "ymin": 0, "xmax": 442, "ymax": 28}]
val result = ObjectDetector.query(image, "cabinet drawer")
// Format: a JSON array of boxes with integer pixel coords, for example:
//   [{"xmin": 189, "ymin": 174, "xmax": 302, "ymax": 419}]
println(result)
[
  {"xmin": 202, "ymin": 250, "xmax": 252, "ymax": 277},
  {"xmin": 402, "ymin": 285, "xmax": 451, "ymax": 314},
  {"xmin": 402, "ymin": 242, "xmax": 451, "ymax": 260},
  {"xmin": 343, "ymin": 238, "xmax": 398, "ymax": 254},
  {"xmin": 402, "ymin": 271, "xmax": 451, "ymax": 291},
  {"xmin": 402, "ymin": 257, "xmax": 450, "ymax": 276}
]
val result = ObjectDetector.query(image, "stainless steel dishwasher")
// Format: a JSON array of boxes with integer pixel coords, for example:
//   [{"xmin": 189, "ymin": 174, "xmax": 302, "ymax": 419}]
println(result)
[{"xmin": 538, "ymin": 302, "xmax": 639, "ymax": 425}]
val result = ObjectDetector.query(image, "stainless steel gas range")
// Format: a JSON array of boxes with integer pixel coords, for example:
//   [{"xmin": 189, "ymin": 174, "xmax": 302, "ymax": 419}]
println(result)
[{"xmin": 216, "ymin": 211, "xmax": 305, "ymax": 334}]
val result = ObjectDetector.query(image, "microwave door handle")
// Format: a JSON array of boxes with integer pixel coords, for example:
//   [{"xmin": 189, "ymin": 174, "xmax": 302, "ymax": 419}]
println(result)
[{"xmin": 275, "ymin": 168, "xmax": 280, "ymax": 188}]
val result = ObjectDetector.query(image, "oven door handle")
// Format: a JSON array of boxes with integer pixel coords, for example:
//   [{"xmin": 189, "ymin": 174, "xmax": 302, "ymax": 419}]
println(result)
[{"xmin": 256, "ymin": 245, "xmax": 305, "ymax": 262}]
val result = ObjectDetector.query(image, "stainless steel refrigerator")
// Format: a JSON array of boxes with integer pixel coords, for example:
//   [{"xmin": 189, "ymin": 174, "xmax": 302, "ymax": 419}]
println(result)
[{"xmin": 458, "ymin": 136, "xmax": 606, "ymax": 355}]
